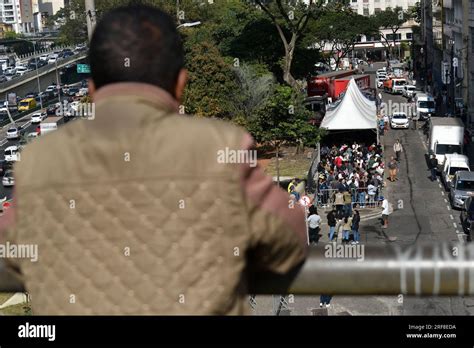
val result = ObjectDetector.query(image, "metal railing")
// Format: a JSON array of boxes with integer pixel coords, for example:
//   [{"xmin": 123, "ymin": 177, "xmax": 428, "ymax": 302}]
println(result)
[
  {"xmin": 0, "ymin": 52, "xmax": 88, "ymax": 93},
  {"xmin": 314, "ymin": 187, "xmax": 384, "ymax": 209},
  {"xmin": 249, "ymin": 242, "xmax": 474, "ymax": 296},
  {"xmin": 2, "ymin": 242, "xmax": 474, "ymax": 296}
]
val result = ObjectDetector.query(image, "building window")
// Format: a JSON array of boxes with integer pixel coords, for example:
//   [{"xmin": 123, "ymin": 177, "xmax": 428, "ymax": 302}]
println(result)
[
  {"xmin": 406, "ymin": 32, "xmax": 413, "ymax": 40},
  {"xmin": 363, "ymin": 7, "xmax": 369, "ymax": 15},
  {"xmin": 374, "ymin": 7, "xmax": 381, "ymax": 13}
]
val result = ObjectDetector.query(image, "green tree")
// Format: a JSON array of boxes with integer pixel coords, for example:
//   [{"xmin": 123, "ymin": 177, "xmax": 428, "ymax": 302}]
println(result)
[
  {"xmin": 373, "ymin": 7, "xmax": 411, "ymax": 60},
  {"xmin": 182, "ymin": 41, "xmax": 241, "ymax": 119},
  {"xmin": 248, "ymin": 84, "xmax": 322, "ymax": 183},
  {"xmin": 306, "ymin": 6, "xmax": 378, "ymax": 70},
  {"xmin": 252, "ymin": 0, "xmax": 323, "ymax": 90}
]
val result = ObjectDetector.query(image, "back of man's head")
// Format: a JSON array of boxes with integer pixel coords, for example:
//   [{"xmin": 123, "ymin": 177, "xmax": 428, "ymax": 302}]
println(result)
[{"xmin": 89, "ymin": 4, "xmax": 184, "ymax": 97}]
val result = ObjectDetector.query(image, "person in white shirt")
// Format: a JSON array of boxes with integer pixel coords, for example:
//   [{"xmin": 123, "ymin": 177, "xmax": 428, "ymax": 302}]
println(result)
[
  {"xmin": 381, "ymin": 198, "xmax": 390, "ymax": 228},
  {"xmin": 307, "ymin": 205, "xmax": 322, "ymax": 244},
  {"xmin": 367, "ymin": 183, "xmax": 377, "ymax": 208}
]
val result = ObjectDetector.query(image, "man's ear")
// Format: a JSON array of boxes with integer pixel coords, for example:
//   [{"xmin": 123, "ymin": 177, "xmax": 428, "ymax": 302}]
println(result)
[
  {"xmin": 174, "ymin": 68, "xmax": 188, "ymax": 103},
  {"xmin": 89, "ymin": 79, "xmax": 96, "ymax": 98}
]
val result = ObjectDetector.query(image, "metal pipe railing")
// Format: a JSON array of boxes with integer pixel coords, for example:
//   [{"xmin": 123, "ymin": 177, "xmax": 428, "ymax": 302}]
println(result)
[
  {"xmin": 2, "ymin": 243, "xmax": 474, "ymax": 296},
  {"xmin": 250, "ymin": 242, "xmax": 474, "ymax": 296}
]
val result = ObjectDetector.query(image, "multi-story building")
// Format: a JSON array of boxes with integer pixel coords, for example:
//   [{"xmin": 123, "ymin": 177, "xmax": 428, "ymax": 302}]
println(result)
[{"xmin": 349, "ymin": 0, "xmax": 418, "ymax": 16}]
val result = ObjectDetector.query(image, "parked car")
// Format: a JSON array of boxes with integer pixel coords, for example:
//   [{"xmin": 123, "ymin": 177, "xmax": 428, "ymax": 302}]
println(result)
[
  {"xmin": 39, "ymin": 54, "xmax": 49, "ymax": 61},
  {"xmin": 449, "ymin": 171, "xmax": 474, "ymax": 209},
  {"xmin": 2, "ymin": 170, "xmax": 14, "ymax": 187},
  {"xmin": 441, "ymin": 154, "xmax": 470, "ymax": 191},
  {"xmin": 460, "ymin": 196, "xmax": 474, "ymax": 236},
  {"xmin": 48, "ymin": 57, "xmax": 58, "ymax": 64}
]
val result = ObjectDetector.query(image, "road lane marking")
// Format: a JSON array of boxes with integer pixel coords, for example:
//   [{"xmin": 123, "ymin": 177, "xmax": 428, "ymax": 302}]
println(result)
[
  {"xmin": 447, "ymin": 205, "xmax": 451, "ymax": 211},
  {"xmin": 439, "ymin": 183, "xmax": 442, "ymax": 189},
  {"xmin": 458, "ymin": 234, "xmax": 464, "ymax": 243},
  {"xmin": 450, "ymin": 215, "xmax": 454, "ymax": 220},
  {"xmin": 456, "ymin": 230, "xmax": 463, "ymax": 234},
  {"xmin": 453, "ymin": 222, "xmax": 457, "ymax": 228},
  {"xmin": 441, "ymin": 191, "xmax": 445, "ymax": 196},
  {"xmin": 444, "ymin": 199, "xmax": 448, "ymax": 203}
]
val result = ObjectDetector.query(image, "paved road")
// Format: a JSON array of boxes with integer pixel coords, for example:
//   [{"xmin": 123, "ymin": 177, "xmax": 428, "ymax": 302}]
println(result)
[{"xmin": 252, "ymin": 68, "xmax": 474, "ymax": 315}]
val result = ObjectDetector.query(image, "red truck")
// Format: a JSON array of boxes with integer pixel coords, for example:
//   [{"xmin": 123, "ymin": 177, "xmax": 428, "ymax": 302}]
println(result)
[
  {"xmin": 307, "ymin": 70, "xmax": 355, "ymax": 98},
  {"xmin": 331, "ymin": 74, "xmax": 371, "ymax": 99}
]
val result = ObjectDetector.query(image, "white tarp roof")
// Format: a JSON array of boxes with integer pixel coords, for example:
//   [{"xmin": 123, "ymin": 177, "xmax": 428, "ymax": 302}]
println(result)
[{"xmin": 320, "ymin": 78, "xmax": 377, "ymax": 130}]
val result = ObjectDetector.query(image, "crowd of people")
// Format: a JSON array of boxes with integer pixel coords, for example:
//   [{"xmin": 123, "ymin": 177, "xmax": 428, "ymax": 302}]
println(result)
[{"xmin": 315, "ymin": 142, "xmax": 386, "ymax": 211}]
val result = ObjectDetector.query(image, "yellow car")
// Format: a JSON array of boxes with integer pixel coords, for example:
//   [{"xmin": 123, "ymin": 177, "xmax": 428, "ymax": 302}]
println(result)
[{"xmin": 18, "ymin": 98, "xmax": 36, "ymax": 112}]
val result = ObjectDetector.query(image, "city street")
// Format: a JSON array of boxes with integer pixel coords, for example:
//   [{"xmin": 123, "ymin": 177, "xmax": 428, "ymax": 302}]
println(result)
[{"xmin": 252, "ymin": 81, "xmax": 474, "ymax": 316}]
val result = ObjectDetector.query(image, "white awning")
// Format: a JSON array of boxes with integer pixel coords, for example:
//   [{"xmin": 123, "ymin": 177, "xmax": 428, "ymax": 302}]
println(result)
[{"xmin": 320, "ymin": 78, "xmax": 377, "ymax": 130}]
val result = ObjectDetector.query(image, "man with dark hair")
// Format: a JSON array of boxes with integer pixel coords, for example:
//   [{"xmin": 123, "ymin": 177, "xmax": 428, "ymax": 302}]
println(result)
[{"xmin": 1, "ymin": 4, "xmax": 307, "ymax": 315}]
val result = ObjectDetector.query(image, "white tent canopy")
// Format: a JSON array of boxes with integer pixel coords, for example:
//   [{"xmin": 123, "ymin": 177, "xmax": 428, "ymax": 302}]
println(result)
[{"xmin": 320, "ymin": 78, "xmax": 377, "ymax": 130}]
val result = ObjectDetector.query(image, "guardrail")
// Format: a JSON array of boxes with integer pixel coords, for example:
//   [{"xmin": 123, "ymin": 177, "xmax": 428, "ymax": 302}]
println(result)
[
  {"xmin": 1, "ymin": 242, "xmax": 474, "ymax": 295},
  {"xmin": 16, "ymin": 45, "xmax": 76, "ymax": 61},
  {"xmin": 0, "ymin": 52, "xmax": 88, "ymax": 93}
]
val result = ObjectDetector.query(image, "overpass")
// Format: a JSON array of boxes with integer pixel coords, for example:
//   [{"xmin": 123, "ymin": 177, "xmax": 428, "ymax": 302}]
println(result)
[{"xmin": 0, "ymin": 52, "xmax": 88, "ymax": 98}]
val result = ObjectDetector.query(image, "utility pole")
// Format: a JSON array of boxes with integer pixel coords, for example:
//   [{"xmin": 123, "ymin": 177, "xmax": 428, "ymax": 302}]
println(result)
[
  {"xmin": 85, "ymin": 0, "xmax": 96, "ymax": 42},
  {"xmin": 450, "ymin": 40, "xmax": 455, "ymax": 116}
]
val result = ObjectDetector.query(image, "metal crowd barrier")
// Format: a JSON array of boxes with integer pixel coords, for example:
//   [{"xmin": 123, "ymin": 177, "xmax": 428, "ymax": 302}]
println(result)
[{"xmin": 314, "ymin": 187, "xmax": 384, "ymax": 209}]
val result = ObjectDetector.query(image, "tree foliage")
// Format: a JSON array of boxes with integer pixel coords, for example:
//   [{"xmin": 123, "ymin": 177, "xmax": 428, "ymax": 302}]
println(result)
[
  {"xmin": 182, "ymin": 41, "xmax": 241, "ymax": 119},
  {"xmin": 307, "ymin": 5, "xmax": 378, "ymax": 69},
  {"xmin": 373, "ymin": 6, "xmax": 411, "ymax": 59}
]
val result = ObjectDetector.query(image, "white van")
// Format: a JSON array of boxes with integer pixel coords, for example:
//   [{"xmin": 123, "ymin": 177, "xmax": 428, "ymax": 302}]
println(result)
[
  {"xmin": 4, "ymin": 145, "xmax": 19, "ymax": 162},
  {"xmin": 415, "ymin": 93, "xmax": 436, "ymax": 120},
  {"xmin": 441, "ymin": 154, "xmax": 470, "ymax": 190},
  {"xmin": 429, "ymin": 117, "xmax": 464, "ymax": 171}
]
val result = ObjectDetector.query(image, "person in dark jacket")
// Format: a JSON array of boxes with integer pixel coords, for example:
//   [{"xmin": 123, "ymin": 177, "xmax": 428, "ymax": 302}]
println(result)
[
  {"xmin": 327, "ymin": 209, "xmax": 337, "ymax": 241},
  {"xmin": 429, "ymin": 154, "xmax": 438, "ymax": 181},
  {"xmin": 351, "ymin": 210, "xmax": 361, "ymax": 244}
]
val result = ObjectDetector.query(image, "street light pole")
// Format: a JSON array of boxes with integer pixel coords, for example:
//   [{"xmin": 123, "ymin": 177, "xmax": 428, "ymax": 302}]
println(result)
[
  {"xmin": 450, "ymin": 40, "xmax": 455, "ymax": 116},
  {"xmin": 55, "ymin": 60, "xmax": 61, "ymax": 107},
  {"xmin": 32, "ymin": 38, "xmax": 43, "ymax": 109}
]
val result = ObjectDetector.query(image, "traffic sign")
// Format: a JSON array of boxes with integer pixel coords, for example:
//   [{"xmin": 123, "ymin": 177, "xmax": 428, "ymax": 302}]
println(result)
[
  {"xmin": 77, "ymin": 64, "xmax": 90, "ymax": 74},
  {"xmin": 299, "ymin": 195, "xmax": 311, "ymax": 207}
]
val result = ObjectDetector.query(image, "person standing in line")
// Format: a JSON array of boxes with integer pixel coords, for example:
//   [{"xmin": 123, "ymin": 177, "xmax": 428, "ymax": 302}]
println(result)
[
  {"xmin": 343, "ymin": 189, "xmax": 352, "ymax": 216},
  {"xmin": 334, "ymin": 189, "xmax": 344, "ymax": 214},
  {"xmin": 381, "ymin": 197, "xmax": 390, "ymax": 229},
  {"xmin": 429, "ymin": 154, "xmax": 438, "ymax": 181},
  {"xmin": 393, "ymin": 139, "xmax": 403, "ymax": 162},
  {"xmin": 342, "ymin": 214, "xmax": 353, "ymax": 243},
  {"xmin": 327, "ymin": 209, "xmax": 337, "ymax": 241},
  {"xmin": 351, "ymin": 210, "xmax": 361, "ymax": 244},
  {"xmin": 307, "ymin": 206, "xmax": 321, "ymax": 245},
  {"xmin": 367, "ymin": 182, "xmax": 377, "ymax": 208},
  {"xmin": 334, "ymin": 208, "xmax": 345, "ymax": 240}
]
